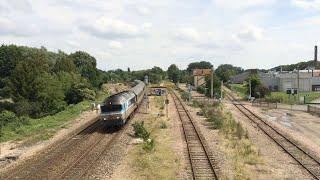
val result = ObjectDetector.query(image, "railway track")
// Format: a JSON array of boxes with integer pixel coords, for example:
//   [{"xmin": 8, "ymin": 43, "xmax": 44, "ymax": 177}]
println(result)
[
  {"xmin": 225, "ymin": 91, "xmax": 320, "ymax": 179},
  {"xmin": 171, "ymin": 90, "xmax": 218, "ymax": 180},
  {"xmin": 2, "ymin": 116, "xmax": 131, "ymax": 180}
]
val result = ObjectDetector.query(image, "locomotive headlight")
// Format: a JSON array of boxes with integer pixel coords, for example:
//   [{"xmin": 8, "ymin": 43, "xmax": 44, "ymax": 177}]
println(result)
[{"xmin": 116, "ymin": 116, "xmax": 120, "ymax": 119}]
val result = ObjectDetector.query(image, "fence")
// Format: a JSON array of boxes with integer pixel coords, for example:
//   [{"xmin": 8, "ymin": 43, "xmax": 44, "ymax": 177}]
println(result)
[
  {"xmin": 252, "ymin": 101, "xmax": 308, "ymax": 111},
  {"xmin": 252, "ymin": 101, "xmax": 278, "ymax": 109},
  {"xmin": 307, "ymin": 105, "xmax": 320, "ymax": 116}
]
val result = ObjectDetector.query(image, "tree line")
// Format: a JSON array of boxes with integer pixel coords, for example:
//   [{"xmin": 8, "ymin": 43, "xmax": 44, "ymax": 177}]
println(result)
[
  {"xmin": 0, "ymin": 44, "xmax": 245, "ymax": 124},
  {"xmin": 0, "ymin": 45, "xmax": 102, "ymax": 118}
]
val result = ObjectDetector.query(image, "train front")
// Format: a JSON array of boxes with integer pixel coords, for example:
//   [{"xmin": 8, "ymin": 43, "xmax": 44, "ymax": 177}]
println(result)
[{"xmin": 100, "ymin": 94, "xmax": 126, "ymax": 126}]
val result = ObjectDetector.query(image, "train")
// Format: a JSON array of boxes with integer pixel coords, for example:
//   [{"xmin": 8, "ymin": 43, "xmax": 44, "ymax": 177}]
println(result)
[{"xmin": 100, "ymin": 80, "xmax": 146, "ymax": 126}]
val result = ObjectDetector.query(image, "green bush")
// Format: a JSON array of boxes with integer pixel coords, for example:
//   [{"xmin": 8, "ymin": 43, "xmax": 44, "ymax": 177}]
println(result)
[
  {"xmin": 180, "ymin": 92, "xmax": 190, "ymax": 101},
  {"xmin": 132, "ymin": 121, "xmax": 150, "ymax": 141},
  {"xmin": 143, "ymin": 138, "xmax": 155, "ymax": 152},
  {"xmin": 0, "ymin": 110, "xmax": 17, "ymax": 126},
  {"xmin": 196, "ymin": 86, "xmax": 206, "ymax": 94}
]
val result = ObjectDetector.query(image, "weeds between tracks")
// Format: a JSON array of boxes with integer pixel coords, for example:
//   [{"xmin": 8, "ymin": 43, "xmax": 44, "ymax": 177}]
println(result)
[
  {"xmin": 125, "ymin": 96, "xmax": 181, "ymax": 179},
  {"xmin": 185, "ymin": 96, "xmax": 262, "ymax": 179}
]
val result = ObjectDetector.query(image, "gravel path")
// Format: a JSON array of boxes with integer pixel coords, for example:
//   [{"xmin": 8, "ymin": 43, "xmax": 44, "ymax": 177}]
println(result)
[{"xmin": 225, "ymin": 101, "xmax": 312, "ymax": 179}]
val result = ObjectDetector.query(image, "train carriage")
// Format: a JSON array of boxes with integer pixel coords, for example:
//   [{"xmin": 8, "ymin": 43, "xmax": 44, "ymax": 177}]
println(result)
[{"xmin": 100, "ymin": 80, "xmax": 146, "ymax": 126}]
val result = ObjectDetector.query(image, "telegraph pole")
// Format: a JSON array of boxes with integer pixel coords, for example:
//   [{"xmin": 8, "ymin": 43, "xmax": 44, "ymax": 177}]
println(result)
[
  {"xmin": 220, "ymin": 81, "xmax": 223, "ymax": 100},
  {"xmin": 211, "ymin": 66, "xmax": 214, "ymax": 99},
  {"xmin": 297, "ymin": 66, "xmax": 300, "ymax": 102},
  {"xmin": 249, "ymin": 79, "xmax": 252, "ymax": 100}
]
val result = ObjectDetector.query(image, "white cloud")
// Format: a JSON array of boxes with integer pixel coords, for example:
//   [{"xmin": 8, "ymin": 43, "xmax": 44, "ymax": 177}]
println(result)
[
  {"xmin": 0, "ymin": 0, "xmax": 319, "ymax": 70},
  {"xmin": 108, "ymin": 41, "xmax": 123, "ymax": 49},
  {"xmin": 133, "ymin": 5, "xmax": 151, "ymax": 15},
  {"xmin": 80, "ymin": 17, "xmax": 150, "ymax": 40},
  {"xmin": 174, "ymin": 28, "xmax": 201, "ymax": 42},
  {"xmin": 236, "ymin": 25, "xmax": 264, "ymax": 42},
  {"xmin": 291, "ymin": 0, "xmax": 320, "ymax": 9},
  {"xmin": 212, "ymin": 0, "xmax": 275, "ymax": 10},
  {"xmin": 0, "ymin": 0, "xmax": 32, "ymax": 13},
  {"xmin": 0, "ymin": 17, "xmax": 38, "ymax": 37}
]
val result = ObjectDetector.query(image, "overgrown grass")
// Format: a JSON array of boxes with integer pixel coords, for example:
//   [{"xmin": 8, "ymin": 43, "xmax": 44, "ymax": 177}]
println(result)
[
  {"xmin": 1, "ymin": 101, "xmax": 90, "ymax": 143},
  {"xmin": 0, "ymin": 86, "xmax": 110, "ymax": 143},
  {"xmin": 195, "ymin": 100, "xmax": 262, "ymax": 178},
  {"xmin": 266, "ymin": 91, "xmax": 320, "ymax": 104},
  {"xmin": 127, "ymin": 96, "xmax": 181, "ymax": 179},
  {"xmin": 154, "ymin": 96, "xmax": 165, "ymax": 110},
  {"xmin": 230, "ymin": 84, "xmax": 247, "ymax": 99}
]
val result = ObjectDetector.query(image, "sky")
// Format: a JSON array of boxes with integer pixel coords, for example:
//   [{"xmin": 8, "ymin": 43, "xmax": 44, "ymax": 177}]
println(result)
[{"xmin": 0, "ymin": 0, "xmax": 319, "ymax": 71}]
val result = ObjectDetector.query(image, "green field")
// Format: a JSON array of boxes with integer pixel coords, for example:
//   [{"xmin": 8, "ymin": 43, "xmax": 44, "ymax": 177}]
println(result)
[
  {"xmin": 265, "ymin": 91, "xmax": 320, "ymax": 104},
  {"xmin": 0, "ymin": 89, "xmax": 109, "ymax": 143},
  {"xmin": 230, "ymin": 84, "xmax": 247, "ymax": 99},
  {"xmin": 229, "ymin": 84, "xmax": 320, "ymax": 104}
]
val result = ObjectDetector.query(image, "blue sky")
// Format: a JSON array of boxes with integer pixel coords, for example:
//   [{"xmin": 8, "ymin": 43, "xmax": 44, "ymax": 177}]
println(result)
[{"xmin": 0, "ymin": 0, "xmax": 319, "ymax": 70}]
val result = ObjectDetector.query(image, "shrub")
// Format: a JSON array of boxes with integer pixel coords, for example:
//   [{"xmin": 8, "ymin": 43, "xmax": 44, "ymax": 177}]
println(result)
[
  {"xmin": 180, "ymin": 92, "xmax": 190, "ymax": 101},
  {"xmin": 143, "ymin": 138, "xmax": 155, "ymax": 152},
  {"xmin": 132, "ymin": 121, "xmax": 150, "ymax": 141},
  {"xmin": 159, "ymin": 121, "xmax": 167, "ymax": 129},
  {"xmin": 196, "ymin": 86, "xmax": 206, "ymax": 94},
  {"xmin": 0, "ymin": 110, "xmax": 17, "ymax": 126}
]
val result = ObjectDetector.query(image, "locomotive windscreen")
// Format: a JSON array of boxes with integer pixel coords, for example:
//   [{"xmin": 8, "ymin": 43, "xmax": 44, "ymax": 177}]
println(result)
[{"xmin": 101, "ymin": 104, "xmax": 122, "ymax": 112}]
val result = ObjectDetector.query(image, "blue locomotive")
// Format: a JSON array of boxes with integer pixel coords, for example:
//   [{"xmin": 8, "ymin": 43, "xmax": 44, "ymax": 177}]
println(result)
[{"xmin": 100, "ymin": 80, "xmax": 146, "ymax": 126}]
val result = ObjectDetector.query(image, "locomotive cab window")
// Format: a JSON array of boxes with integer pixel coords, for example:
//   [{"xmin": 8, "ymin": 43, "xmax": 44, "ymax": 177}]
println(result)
[{"xmin": 101, "ymin": 104, "xmax": 122, "ymax": 112}]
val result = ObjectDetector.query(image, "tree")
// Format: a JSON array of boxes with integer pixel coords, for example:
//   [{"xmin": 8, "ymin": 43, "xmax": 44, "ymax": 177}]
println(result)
[
  {"xmin": 179, "ymin": 70, "xmax": 193, "ymax": 84},
  {"xmin": 187, "ymin": 61, "xmax": 213, "ymax": 73},
  {"xmin": 205, "ymin": 73, "xmax": 221, "ymax": 98},
  {"xmin": 0, "ymin": 45, "xmax": 23, "ymax": 79},
  {"xmin": 215, "ymin": 64, "xmax": 244, "ymax": 82},
  {"xmin": 69, "ymin": 51, "xmax": 100, "ymax": 87},
  {"xmin": 65, "ymin": 83, "xmax": 96, "ymax": 104},
  {"xmin": 147, "ymin": 66, "xmax": 165, "ymax": 84},
  {"xmin": 246, "ymin": 75, "xmax": 269, "ymax": 98},
  {"xmin": 8, "ymin": 54, "xmax": 66, "ymax": 117},
  {"xmin": 53, "ymin": 55, "xmax": 77, "ymax": 73},
  {"xmin": 167, "ymin": 64, "xmax": 180, "ymax": 83}
]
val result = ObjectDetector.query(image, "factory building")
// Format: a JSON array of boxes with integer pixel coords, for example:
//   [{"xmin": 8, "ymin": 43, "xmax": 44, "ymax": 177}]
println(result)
[{"xmin": 231, "ymin": 45, "xmax": 320, "ymax": 92}]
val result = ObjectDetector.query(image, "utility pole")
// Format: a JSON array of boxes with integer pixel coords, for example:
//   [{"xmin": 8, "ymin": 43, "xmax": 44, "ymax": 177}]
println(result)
[
  {"xmin": 211, "ymin": 66, "xmax": 214, "ymax": 99},
  {"xmin": 249, "ymin": 79, "xmax": 252, "ymax": 100},
  {"xmin": 220, "ymin": 81, "xmax": 223, "ymax": 100},
  {"xmin": 165, "ymin": 93, "xmax": 169, "ymax": 118},
  {"xmin": 297, "ymin": 66, "xmax": 300, "ymax": 103}
]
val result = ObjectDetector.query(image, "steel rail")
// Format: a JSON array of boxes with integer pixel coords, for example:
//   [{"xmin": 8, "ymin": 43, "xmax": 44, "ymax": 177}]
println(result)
[
  {"xmin": 171, "ymin": 90, "xmax": 218, "ymax": 179},
  {"xmin": 225, "ymin": 92, "xmax": 320, "ymax": 179}
]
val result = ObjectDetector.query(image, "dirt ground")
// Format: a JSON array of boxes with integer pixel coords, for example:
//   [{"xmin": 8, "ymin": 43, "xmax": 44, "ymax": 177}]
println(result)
[
  {"xmin": 111, "ymin": 93, "xmax": 187, "ymax": 179},
  {"xmin": 179, "ymin": 86, "xmax": 312, "ymax": 179},
  {"xmin": 0, "ymin": 110, "xmax": 99, "ymax": 171},
  {"xmin": 224, "ymin": 101, "xmax": 312, "ymax": 179},
  {"xmin": 244, "ymin": 104, "xmax": 320, "ymax": 159}
]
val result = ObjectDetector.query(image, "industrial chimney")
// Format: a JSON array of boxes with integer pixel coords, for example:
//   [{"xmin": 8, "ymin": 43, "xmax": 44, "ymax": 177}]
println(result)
[{"xmin": 315, "ymin": 45, "xmax": 318, "ymax": 62}]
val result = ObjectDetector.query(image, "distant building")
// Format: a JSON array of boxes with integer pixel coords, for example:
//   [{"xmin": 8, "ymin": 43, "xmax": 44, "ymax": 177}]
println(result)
[
  {"xmin": 230, "ymin": 69, "xmax": 258, "ymax": 84},
  {"xmin": 231, "ymin": 69, "xmax": 320, "ymax": 92},
  {"xmin": 193, "ymin": 69, "xmax": 212, "ymax": 88}
]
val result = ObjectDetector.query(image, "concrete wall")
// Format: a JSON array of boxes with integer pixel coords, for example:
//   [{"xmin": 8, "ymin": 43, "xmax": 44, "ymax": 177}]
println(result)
[
  {"xmin": 277, "ymin": 73, "xmax": 312, "ymax": 92},
  {"xmin": 259, "ymin": 72, "xmax": 318, "ymax": 92}
]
